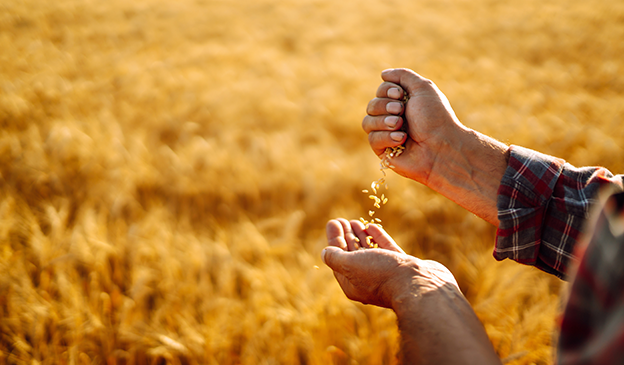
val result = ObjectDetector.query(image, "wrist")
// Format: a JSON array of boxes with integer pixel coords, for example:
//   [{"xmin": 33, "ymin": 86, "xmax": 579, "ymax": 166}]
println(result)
[
  {"xmin": 388, "ymin": 258, "xmax": 461, "ymax": 315},
  {"xmin": 390, "ymin": 275, "xmax": 463, "ymax": 317},
  {"xmin": 391, "ymin": 283, "xmax": 502, "ymax": 365},
  {"xmin": 425, "ymin": 127, "xmax": 509, "ymax": 225}
]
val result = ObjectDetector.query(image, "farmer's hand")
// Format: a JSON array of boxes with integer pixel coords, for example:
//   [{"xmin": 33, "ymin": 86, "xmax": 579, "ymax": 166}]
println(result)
[
  {"xmin": 322, "ymin": 219, "xmax": 459, "ymax": 309},
  {"xmin": 322, "ymin": 218, "xmax": 502, "ymax": 364},
  {"xmin": 362, "ymin": 68, "xmax": 466, "ymax": 185},
  {"xmin": 362, "ymin": 68, "xmax": 509, "ymax": 226}
]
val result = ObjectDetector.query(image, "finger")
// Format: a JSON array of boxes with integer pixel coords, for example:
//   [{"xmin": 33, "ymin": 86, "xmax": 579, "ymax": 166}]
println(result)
[
  {"xmin": 321, "ymin": 246, "xmax": 350, "ymax": 274},
  {"xmin": 326, "ymin": 220, "xmax": 347, "ymax": 250},
  {"xmin": 368, "ymin": 130, "xmax": 407, "ymax": 157},
  {"xmin": 381, "ymin": 68, "xmax": 431, "ymax": 96},
  {"xmin": 365, "ymin": 224, "xmax": 405, "ymax": 254},
  {"xmin": 349, "ymin": 220, "xmax": 371, "ymax": 249},
  {"xmin": 375, "ymin": 82, "xmax": 406, "ymax": 100},
  {"xmin": 366, "ymin": 98, "xmax": 404, "ymax": 116},
  {"xmin": 337, "ymin": 218, "xmax": 360, "ymax": 251},
  {"xmin": 362, "ymin": 115, "xmax": 403, "ymax": 134}
]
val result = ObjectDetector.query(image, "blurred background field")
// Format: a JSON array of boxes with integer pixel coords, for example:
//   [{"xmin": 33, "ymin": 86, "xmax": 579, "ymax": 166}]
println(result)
[{"xmin": 1, "ymin": 0, "xmax": 623, "ymax": 364}]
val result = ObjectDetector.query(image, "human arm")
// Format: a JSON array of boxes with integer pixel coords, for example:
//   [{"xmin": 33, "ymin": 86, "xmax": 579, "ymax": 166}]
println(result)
[
  {"xmin": 364, "ymin": 68, "xmax": 624, "ymax": 279},
  {"xmin": 323, "ymin": 219, "xmax": 502, "ymax": 365}
]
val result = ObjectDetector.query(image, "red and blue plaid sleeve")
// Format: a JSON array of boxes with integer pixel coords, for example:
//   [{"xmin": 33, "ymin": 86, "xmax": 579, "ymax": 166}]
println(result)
[
  {"xmin": 494, "ymin": 145, "xmax": 623, "ymax": 280},
  {"xmin": 557, "ymin": 191, "xmax": 624, "ymax": 364}
]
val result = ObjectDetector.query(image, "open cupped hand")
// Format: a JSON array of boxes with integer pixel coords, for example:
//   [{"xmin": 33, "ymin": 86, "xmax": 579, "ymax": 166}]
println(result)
[{"xmin": 323, "ymin": 219, "xmax": 459, "ymax": 309}]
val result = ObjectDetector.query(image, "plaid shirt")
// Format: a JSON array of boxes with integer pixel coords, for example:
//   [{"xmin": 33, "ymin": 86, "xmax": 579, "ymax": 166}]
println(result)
[{"xmin": 494, "ymin": 145, "xmax": 624, "ymax": 364}]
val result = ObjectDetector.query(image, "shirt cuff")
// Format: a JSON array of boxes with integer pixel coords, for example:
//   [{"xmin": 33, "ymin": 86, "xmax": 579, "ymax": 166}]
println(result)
[{"xmin": 494, "ymin": 145, "xmax": 566, "ymax": 266}]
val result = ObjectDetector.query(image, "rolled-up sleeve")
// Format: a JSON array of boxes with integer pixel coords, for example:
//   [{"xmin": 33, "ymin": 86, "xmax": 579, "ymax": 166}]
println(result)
[{"xmin": 494, "ymin": 145, "xmax": 623, "ymax": 280}]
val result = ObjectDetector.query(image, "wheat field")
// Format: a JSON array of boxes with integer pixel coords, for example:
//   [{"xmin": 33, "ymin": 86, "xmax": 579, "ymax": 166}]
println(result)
[{"xmin": 1, "ymin": 0, "xmax": 623, "ymax": 364}]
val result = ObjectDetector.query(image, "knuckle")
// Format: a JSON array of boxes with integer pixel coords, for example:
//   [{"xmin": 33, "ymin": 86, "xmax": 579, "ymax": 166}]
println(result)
[
  {"xmin": 420, "ymin": 78, "xmax": 434, "ymax": 89},
  {"xmin": 366, "ymin": 100, "xmax": 374, "ymax": 114},
  {"xmin": 367, "ymin": 131, "xmax": 377, "ymax": 145},
  {"xmin": 362, "ymin": 115, "xmax": 373, "ymax": 131},
  {"xmin": 384, "ymin": 81, "xmax": 400, "ymax": 90}
]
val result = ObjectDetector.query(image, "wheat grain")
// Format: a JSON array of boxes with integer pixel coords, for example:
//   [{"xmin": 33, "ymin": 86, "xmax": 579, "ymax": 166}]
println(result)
[
  {"xmin": 1, "ymin": 0, "xmax": 600, "ymax": 361},
  {"xmin": 359, "ymin": 144, "xmax": 406, "ymax": 247}
]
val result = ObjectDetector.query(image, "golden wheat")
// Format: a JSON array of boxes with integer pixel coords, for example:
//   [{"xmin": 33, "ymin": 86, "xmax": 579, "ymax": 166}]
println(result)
[
  {"xmin": 1, "ymin": 0, "xmax": 623, "ymax": 364},
  {"xmin": 359, "ymin": 146, "xmax": 403, "ymax": 230}
]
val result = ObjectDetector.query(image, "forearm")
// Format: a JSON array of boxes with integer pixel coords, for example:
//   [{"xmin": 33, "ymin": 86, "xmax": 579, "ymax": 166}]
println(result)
[
  {"xmin": 393, "ymin": 286, "xmax": 502, "ymax": 365},
  {"xmin": 423, "ymin": 126, "xmax": 509, "ymax": 226}
]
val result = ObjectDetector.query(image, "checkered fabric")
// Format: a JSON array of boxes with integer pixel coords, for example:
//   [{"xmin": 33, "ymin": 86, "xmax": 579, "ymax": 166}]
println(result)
[
  {"xmin": 494, "ymin": 145, "xmax": 623, "ymax": 279},
  {"xmin": 493, "ymin": 145, "xmax": 624, "ymax": 364},
  {"xmin": 557, "ymin": 191, "xmax": 624, "ymax": 364}
]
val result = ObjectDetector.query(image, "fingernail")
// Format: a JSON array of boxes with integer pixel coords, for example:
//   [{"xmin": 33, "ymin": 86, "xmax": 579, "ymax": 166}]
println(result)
[
  {"xmin": 384, "ymin": 116, "xmax": 399, "ymax": 128},
  {"xmin": 388, "ymin": 88, "xmax": 401, "ymax": 99},
  {"xmin": 321, "ymin": 248, "xmax": 327, "ymax": 265},
  {"xmin": 386, "ymin": 102, "xmax": 402, "ymax": 114},
  {"xmin": 390, "ymin": 132, "xmax": 404, "ymax": 142}
]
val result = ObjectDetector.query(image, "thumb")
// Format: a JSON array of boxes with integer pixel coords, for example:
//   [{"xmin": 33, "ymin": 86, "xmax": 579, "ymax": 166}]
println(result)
[
  {"xmin": 381, "ymin": 68, "xmax": 431, "ymax": 96},
  {"xmin": 321, "ymin": 246, "xmax": 351, "ymax": 274}
]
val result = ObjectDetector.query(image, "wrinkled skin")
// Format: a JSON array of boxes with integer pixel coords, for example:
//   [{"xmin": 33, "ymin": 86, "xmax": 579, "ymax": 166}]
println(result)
[{"xmin": 323, "ymin": 219, "xmax": 459, "ymax": 309}]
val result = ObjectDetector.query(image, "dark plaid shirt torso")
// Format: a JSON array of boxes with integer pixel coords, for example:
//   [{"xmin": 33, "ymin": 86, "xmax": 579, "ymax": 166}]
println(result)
[{"xmin": 494, "ymin": 145, "xmax": 624, "ymax": 364}]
